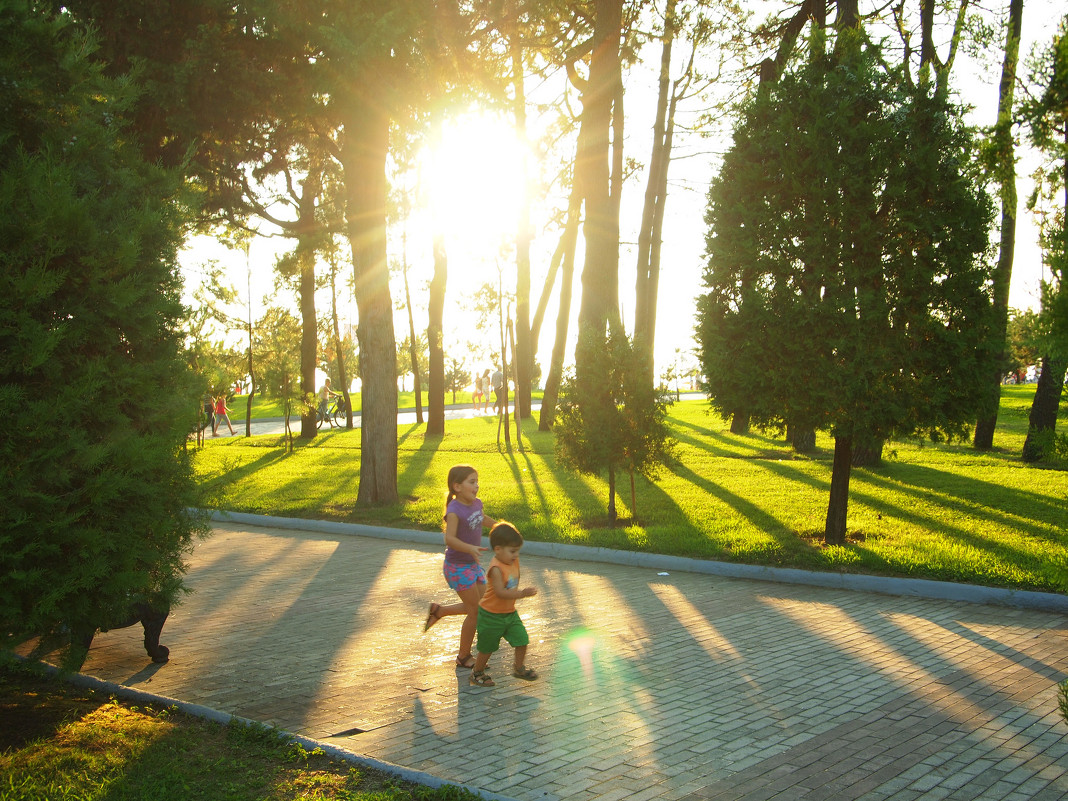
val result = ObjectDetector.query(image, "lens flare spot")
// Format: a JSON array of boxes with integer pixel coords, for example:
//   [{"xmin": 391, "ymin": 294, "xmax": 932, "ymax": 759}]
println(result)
[{"xmin": 567, "ymin": 629, "xmax": 599, "ymax": 678}]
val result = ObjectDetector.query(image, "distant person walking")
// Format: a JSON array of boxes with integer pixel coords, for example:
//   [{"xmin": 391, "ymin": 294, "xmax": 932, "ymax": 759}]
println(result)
[
  {"xmin": 212, "ymin": 394, "xmax": 235, "ymax": 436},
  {"xmin": 472, "ymin": 372, "xmax": 485, "ymax": 414},
  {"xmin": 491, "ymin": 367, "xmax": 504, "ymax": 415},
  {"xmin": 201, "ymin": 393, "xmax": 214, "ymax": 433}
]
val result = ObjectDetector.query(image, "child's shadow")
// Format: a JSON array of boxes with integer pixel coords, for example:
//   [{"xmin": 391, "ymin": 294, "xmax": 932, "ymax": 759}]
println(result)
[{"xmin": 411, "ymin": 667, "xmax": 541, "ymax": 780}]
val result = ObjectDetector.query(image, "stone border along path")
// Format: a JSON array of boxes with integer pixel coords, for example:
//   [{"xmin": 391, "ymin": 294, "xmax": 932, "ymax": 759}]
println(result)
[{"xmin": 46, "ymin": 515, "xmax": 1068, "ymax": 800}]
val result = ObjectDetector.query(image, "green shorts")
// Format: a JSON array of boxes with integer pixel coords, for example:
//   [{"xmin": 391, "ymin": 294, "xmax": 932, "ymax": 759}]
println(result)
[{"xmin": 475, "ymin": 608, "xmax": 529, "ymax": 654}]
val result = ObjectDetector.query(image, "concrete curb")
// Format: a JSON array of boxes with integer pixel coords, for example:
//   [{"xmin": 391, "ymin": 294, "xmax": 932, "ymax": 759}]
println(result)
[
  {"xmin": 8, "ymin": 655, "xmax": 518, "ymax": 801},
  {"xmin": 209, "ymin": 510, "xmax": 1068, "ymax": 614}
]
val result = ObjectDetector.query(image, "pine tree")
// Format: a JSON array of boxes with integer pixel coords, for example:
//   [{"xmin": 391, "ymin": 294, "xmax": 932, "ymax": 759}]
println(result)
[
  {"xmin": 0, "ymin": 4, "xmax": 205, "ymax": 666},
  {"xmin": 697, "ymin": 34, "xmax": 995, "ymax": 544}
]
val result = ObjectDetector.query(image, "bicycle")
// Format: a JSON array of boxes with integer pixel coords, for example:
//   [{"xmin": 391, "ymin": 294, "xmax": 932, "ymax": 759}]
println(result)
[{"xmin": 317, "ymin": 395, "xmax": 347, "ymax": 429}]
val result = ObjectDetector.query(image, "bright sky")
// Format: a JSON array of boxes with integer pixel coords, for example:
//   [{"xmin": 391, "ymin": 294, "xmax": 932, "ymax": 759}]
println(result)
[{"xmin": 181, "ymin": 4, "xmax": 1065, "ymax": 388}]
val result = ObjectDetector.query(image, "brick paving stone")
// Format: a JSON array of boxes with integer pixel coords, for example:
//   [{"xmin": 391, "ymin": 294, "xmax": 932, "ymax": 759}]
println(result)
[{"xmin": 35, "ymin": 521, "xmax": 1068, "ymax": 801}]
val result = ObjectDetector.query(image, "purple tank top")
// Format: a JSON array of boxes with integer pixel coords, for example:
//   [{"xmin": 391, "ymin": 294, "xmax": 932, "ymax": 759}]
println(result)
[{"xmin": 444, "ymin": 497, "xmax": 484, "ymax": 564}]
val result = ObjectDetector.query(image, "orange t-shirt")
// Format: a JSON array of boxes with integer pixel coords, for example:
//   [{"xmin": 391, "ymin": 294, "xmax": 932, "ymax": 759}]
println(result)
[{"xmin": 480, "ymin": 556, "xmax": 520, "ymax": 614}]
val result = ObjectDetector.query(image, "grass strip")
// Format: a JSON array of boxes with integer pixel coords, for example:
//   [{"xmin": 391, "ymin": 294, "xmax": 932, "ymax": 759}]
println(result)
[
  {"xmin": 0, "ymin": 662, "xmax": 480, "ymax": 801},
  {"xmin": 192, "ymin": 386, "xmax": 1068, "ymax": 594}
]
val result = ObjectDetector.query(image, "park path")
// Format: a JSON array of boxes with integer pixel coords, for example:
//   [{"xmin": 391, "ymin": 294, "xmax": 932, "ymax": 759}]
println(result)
[{"xmin": 72, "ymin": 520, "xmax": 1068, "ymax": 801}]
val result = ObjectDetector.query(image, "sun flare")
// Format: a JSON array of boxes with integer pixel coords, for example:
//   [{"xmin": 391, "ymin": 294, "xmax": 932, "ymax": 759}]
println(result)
[{"xmin": 422, "ymin": 113, "xmax": 531, "ymax": 252}]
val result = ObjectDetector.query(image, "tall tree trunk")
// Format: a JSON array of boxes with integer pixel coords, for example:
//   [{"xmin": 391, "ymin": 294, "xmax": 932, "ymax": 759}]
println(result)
[
  {"xmin": 497, "ymin": 287, "xmax": 511, "ymax": 448},
  {"xmin": 824, "ymin": 435, "xmax": 853, "ymax": 544},
  {"xmin": 341, "ymin": 102, "xmax": 398, "ymax": 505},
  {"xmin": 730, "ymin": 413, "xmax": 750, "ymax": 434},
  {"xmin": 919, "ymin": 0, "xmax": 936, "ymax": 84},
  {"xmin": 427, "ymin": 230, "xmax": 446, "ymax": 436},
  {"xmin": 607, "ymin": 465, "xmax": 617, "ymax": 521},
  {"xmin": 507, "ymin": 12, "xmax": 533, "ymax": 420},
  {"xmin": 245, "ymin": 254, "xmax": 255, "ymax": 438},
  {"xmin": 574, "ymin": 0, "xmax": 623, "ymax": 469},
  {"xmin": 329, "ymin": 263, "xmax": 352, "ymax": 429},
  {"xmin": 975, "ymin": 0, "xmax": 1023, "ymax": 450},
  {"xmin": 790, "ymin": 425, "xmax": 816, "ymax": 454},
  {"xmin": 835, "ymin": 0, "xmax": 859, "ymax": 32},
  {"xmin": 539, "ymin": 179, "xmax": 581, "ymax": 430},
  {"xmin": 635, "ymin": 0, "xmax": 676, "ymax": 382},
  {"xmin": 401, "ymin": 257, "xmax": 423, "ymax": 425},
  {"xmin": 298, "ymin": 239, "xmax": 317, "ymax": 438},
  {"xmin": 1022, "ymin": 356, "xmax": 1066, "ymax": 462},
  {"xmin": 575, "ymin": 0, "xmax": 623, "ymax": 366},
  {"xmin": 530, "ymin": 228, "xmax": 565, "ymax": 355},
  {"xmin": 296, "ymin": 168, "xmax": 322, "ymax": 439}
]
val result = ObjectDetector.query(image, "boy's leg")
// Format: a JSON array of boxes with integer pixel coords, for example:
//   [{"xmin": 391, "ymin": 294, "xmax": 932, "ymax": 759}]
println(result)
[{"xmin": 513, "ymin": 644, "xmax": 527, "ymax": 672}]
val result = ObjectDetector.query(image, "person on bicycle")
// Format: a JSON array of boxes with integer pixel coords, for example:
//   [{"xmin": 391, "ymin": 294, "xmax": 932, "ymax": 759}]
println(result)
[{"xmin": 318, "ymin": 378, "xmax": 340, "ymax": 423}]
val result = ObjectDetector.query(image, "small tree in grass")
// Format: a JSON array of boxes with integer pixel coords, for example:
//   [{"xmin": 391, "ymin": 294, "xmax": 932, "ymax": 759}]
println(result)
[
  {"xmin": 0, "ymin": 7, "xmax": 205, "ymax": 667},
  {"xmin": 554, "ymin": 331, "xmax": 674, "ymax": 522}
]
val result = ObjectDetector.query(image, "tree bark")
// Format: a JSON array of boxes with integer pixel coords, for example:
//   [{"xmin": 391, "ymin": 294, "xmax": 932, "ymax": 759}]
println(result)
[
  {"xmin": 426, "ymin": 231, "xmax": 446, "ymax": 436},
  {"xmin": 1022, "ymin": 356, "xmax": 1066, "ymax": 462},
  {"xmin": 608, "ymin": 466, "xmax": 617, "ymax": 521},
  {"xmin": 729, "ymin": 413, "xmax": 750, "ymax": 434},
  {"xmin": 539, "ymin": 179, "xmax": 581, "ymax": 431},
  {"xmin": 635, "ymin": 0, "xmax": 676, "ymax": 383},
  {"xmin": 341, "ymin": 101, "xmax": 398, "ymax": 505},
  {"xmin": 824, "ymin": 435, "xmax": 853, "ymax": 544},
  {"xmin": 575, "ymin": 0, "xmax": 623, "ymax": 364},
  {"xmin": 974, "ymin": 0, "xmax": 1023, "ymax": 450},
  {"xmin": 295, "ymin": 167, "xmax": 322, "ymax": 438},
  {"xmin": 328, "ymin": 258, "xmax": 353, "ymax": 429},
  {"xmin": 790, "ymin": 426, "xmax": 816, "ymax": 454},
  {"xmin": 402, "ymin": 259, "xmax": 423, "ymax": 425},
  {"xmin": 507, "ymin": 12, "xmax": 533, "ymax": 420},
  {"xmin": 851, "ymin": 435, "xmax": 884, "ymax": 467}
]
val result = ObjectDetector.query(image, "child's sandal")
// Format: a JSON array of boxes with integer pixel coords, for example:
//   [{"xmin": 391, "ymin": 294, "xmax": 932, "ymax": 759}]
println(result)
[
  {"xmin": 423, "ymin": 603, "xmax": 441, "ymax": 632},
  {"xmin": 469, "ymin": 670, "xmax": 495, "ymax": 687},
  {"xmin": 513, "ymin": 666, "xmax": 538, "ymax": 681}
]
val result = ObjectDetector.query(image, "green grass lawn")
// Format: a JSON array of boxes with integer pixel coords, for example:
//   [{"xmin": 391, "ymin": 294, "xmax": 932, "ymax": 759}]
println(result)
[{"xmin": 192, "ymin": 385, "xmax": 1068, "ymax": 594}]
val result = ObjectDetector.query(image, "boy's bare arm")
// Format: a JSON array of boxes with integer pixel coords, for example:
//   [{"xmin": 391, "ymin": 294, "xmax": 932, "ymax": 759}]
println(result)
[{"xmin": 487, "ymin": 566, "xmax": 538, "ymax": 600}]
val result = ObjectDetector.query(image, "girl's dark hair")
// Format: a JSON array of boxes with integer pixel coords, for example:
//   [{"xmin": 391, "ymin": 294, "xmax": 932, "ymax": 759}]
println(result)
[
  {"xmin": 489, "ymin": 522, "xmax": 523, "ymax": 549},
  {"xmin": 445, "ymin": 464, "xmax": 477, "ymax": 508}
]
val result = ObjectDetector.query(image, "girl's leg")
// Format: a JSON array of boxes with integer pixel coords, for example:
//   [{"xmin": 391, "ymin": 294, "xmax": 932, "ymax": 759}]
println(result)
[{"xmin": 455, "ymin": 583, "xmax": 484, "ymax": 662}]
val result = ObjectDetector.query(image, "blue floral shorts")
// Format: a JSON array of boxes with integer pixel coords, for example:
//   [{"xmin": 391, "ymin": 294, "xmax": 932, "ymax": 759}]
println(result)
[{"xmin": 443, "ymin": 560, "xmax": 486, "ymax": 591}]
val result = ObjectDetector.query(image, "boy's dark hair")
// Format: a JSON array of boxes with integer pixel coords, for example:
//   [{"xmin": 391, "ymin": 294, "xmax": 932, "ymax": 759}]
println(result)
[{"xmin": 489, "ymin": 522, "xmax": 523, "ymax": 549}]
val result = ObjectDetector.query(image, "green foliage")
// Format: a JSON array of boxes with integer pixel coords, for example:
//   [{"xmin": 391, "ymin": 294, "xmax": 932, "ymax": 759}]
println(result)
[
  {"xmin": 254, "ymin": 306, "xmax": 302, "ymax": 398},
  {"xmin": 554, "ymin": 330, "xmax": 674, "ymax": 519},
  {"xmin": 0, "ymin": 4, "xmax": 206, "ymax": 666},
  {"xmin": 444, "ymin": 358, "xmax": 470, "ymax": 402},
  {"xmin": 1006, "ymin": 308, "xmax": 1043, "ymax": 376},
  {"xmin": 699, "ymin": 37, "xmax": 995, "ymax": 449}
]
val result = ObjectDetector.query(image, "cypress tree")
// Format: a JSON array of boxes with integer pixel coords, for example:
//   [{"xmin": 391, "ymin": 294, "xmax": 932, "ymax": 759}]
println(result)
[{"xmin": 0, "ymin": 3, "xmax": 205, "ymax": 666}]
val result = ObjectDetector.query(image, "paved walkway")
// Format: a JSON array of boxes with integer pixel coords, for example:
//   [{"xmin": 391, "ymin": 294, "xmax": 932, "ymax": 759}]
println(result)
[{"xmin": 69, "ymin": 521, "xmax": 1068, "ymax": 801}]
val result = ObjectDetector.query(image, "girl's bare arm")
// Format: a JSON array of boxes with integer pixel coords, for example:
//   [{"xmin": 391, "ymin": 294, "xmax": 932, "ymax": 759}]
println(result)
[{"xmin": 443, "ymin": 513, "xmax": 485, "ymax": 556}]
